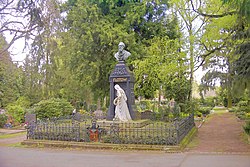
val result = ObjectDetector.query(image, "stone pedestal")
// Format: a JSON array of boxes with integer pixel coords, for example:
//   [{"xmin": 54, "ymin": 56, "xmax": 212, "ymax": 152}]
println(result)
[{"xmin": 107, "ymin": 61, "xmax": 135, "ymax": 120}]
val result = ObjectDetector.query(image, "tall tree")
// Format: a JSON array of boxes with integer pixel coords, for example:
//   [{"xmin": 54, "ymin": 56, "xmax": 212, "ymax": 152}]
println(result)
[
  {"xmin": 169, "ymin": 0, "xmax": 210, "ymax": 101},
  {"xmin": 0, "ymin": 34, "xmax": 21, "ymax": 107},
  {"xmin": 192, "ymin": 0, "xmax": 249, "ymax": 107},
  {"xmin": 25, "ymin": 0, "xmax": 64, "ymax": 100},
  {"xmin": 134, "ymin": 37, "xmax": 189, "ymax": 103},
  {"xmin": 62, "ymin": 0, "xmax": 179, "ymax": 102}
]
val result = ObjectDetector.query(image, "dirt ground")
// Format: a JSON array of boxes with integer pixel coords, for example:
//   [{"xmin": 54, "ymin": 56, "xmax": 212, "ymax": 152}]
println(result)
[{"xmin": 189, "ymin": 111, "xmax": 250, "ymax": 153}]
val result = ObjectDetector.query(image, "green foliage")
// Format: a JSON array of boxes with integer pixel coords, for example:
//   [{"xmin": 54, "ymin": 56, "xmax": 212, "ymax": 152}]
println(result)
[
  {"xmin": 222, "ymin": 0, "xmax": 250, "ymax": 22},
  {"xmin": 136, "ymin": 100, "xmax": 154, "ymax": 112},
  {"xmin": 16, "ymin": 96, "xmax": 31, "ymax": 108},
  {"xmin": 33, "ymin": 98, "xmax": 74, "ymax": 119},
  {"xmin": 0, "ymin": 35, "xmax": 22, "ymax": 108},
  {"xmin": 202, "ymin": 97, "xmax": 216, "ymax": 107},
  {"xmin": 6, "ymin": 104, "xmax": 25, "ymax": 124},
  {"xmin": 237, "ymin": 100, "xmax": 249, "ymax": 114},
  {"xmin": 0, "ymin": 114, "xmax": 8, "ymax": 127},
  {"xmin": 198, "ymin": 107, "xmax": 212, "ymax": 116},
  {"xmin": 134, "ymin": 37, "xmax": 189, "ymax": 101},
  {"xmin": 243, "ymin": 121, "xmax": 250, "ymax": 135},
  {"xmin": 179, "ymin": 99, "xmax": 200, "ymax": 114},
  {"xmin": 4, "ymin": 96, "xmax": 31, "ymax": 124},
  {"xmin": 62, "ymin": 0, "xmax": 180, "ymax": 101},
  {"xmin": 89, "ymin": 104, "xmax": 97, "ymax": 112},
  {"xmin": 235, "ymin": 100, "xmax": 250, "ymax": 119},
  {"xmin": 237, "ymin": 100, "xmax": 249, "ymax": 113},
  {"xmin": 195, "ymin": 0, "xmax": 250, "ymax": 108},
  {"xmin": 228, "ymin": 107, "xmax": 238, "ymax": 112},
  {"xmin": 238, "ymin": 100, "xmax": 248, "ymax": 107}
]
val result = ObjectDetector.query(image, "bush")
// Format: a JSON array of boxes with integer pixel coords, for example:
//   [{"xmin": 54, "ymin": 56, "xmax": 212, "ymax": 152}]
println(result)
[
  {"xmin": 238, "ymin": 101, "xmax": 248, "ymax": 107},
  {"xmin": 198, "ymin": 107, "xmax": 212, "ymax": 116},
  {"xmin": 202, "ymin": 97, "xmax": 216, "ymax": 107},
  {"xmin": 89, "ymin": 104, "xmax": 97, "ymax": 112},
  {"xmin": 6, "ymin": 104, "xmax": 25, "ymax": 124},
  {"xmin": 243, "ymin": 121, "xmax": 250, "ymax": 135},
  {"xmin": 179, "ymin": 99, "xmax": 200, "ymax": 114},
  {"xmin": 15, "ymin": 96, "xmax": 31, "ymax": 108},
  {"xmin": 237, "ymin": 101, "xmax": 249, "ymax": 112},
  {"xmin": 136, "ymin": 100, "xmax": 154, "ymax": 112},
  {"xmin": 228, "ymin": 107, "xmax": 238, "ymax": 112},
  {"xmin": 235, "ymin": 100, "xmax": 250, "ymax": 120},
  {"xmin": 4, "ymin": 96, "xmax": 31, "ymax": 124},
  {"xmin": 33, "ymin": 98, "xmax": 74, "ymax": 119},
  {"xmin": 0, "ymin": 114, "xmax": 8, "ymax": 127}
]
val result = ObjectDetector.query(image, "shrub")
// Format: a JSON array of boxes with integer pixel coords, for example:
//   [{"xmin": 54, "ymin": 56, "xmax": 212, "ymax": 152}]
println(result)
[
  {"xmin": 5, "ymin": 96, "xmax": 31, "ymax": 124},
  {"xmin": 238, "ymin": 101, "xmax": 248, "ymax": 107},
  {"xmin": 235, "ymin": 100, "xmax": 250, "ymax": 120},
  {"xmin": 179, "ymin": 99, "xmax": 200, "ymax": 114},
  {"xmin": 15, "ymin": 96, "xmax": 31, "ymax": 108},
  {"xmin": 6, "ymin": 104, "xmax": 25, "ymax": 124},
  {"xmin": 89, "ymin": 104, "xmax": 97, "ymax": 112},
  {"xmin": 202, "ymin": 97, "xmax": 216, "ymax": 107},
  {"xmin": 243, "ymin": 121, "xmax": 250, "ymax": 135},
  {"xmin": 33, "ymin": 98, "xmax": 74, "ymax": 119},
  {"xmin": 198, "ymin": 107, "xmax": 212, "ymax": 116},
  {"xmin": 136, "ymin": 100, "xmax": 154, "ymax": 112},
  {"xmin": 237, "ymin": 101, "xmax": 249, "ymax": 113},
  {"xmin": 0, "ymin": 114, "xmax": 7, "ymax": 127},
  {"xmin": 228, "ymin": 107, "xmax": 238, "ymax": 112}
]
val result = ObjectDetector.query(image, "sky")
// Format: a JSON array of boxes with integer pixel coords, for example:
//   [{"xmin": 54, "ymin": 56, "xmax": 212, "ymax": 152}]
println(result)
[{"xmin": 7, "ymin": 37, "xmax": 27, "ymax": 63}]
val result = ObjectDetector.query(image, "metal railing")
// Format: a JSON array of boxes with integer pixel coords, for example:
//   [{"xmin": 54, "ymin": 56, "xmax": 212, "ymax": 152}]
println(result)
[{"xmin": 27, "ymin": 114, "xmax": 195, "ymax": 145}]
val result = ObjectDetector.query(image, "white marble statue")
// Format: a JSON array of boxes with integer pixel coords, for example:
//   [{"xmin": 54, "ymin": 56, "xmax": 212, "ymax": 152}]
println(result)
[{"xmin": 113, "ymin": 84, "xmax": 132, "ymax": 122}]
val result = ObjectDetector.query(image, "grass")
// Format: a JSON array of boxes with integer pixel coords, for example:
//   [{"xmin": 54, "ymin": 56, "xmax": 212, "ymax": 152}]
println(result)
[
  {"xmin": 212, "ymin": 106, "xmax": 228, "ymax": 114},
  {"xmin": 182, "ymin": 127, "xmax": 198, "ymax": 149},
  {"xmin": 0, "ymin": 131, "xmax": 26, "ymax": 139},
  {"xmin": 241, "ymin": 131, "xmax": 250, "ymax": 145},
  {"xmin": 186, "ymin": 136, "xmax": 199, "ymax": 149},
  {"xmin": 7, "ymin": 142, "xmax": 27, "ymax": 148}
]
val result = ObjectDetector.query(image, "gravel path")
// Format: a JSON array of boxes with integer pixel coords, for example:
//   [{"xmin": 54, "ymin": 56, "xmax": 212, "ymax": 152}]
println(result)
[{"xmin": 189, "ymin": 111, "xmax": 250, "ymax": 153}]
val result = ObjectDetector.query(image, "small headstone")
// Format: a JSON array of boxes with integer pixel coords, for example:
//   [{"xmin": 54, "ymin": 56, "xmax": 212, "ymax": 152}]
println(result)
[
  {"xmin": 73, "ymin": 112, "xmax": 82, "ymax": 122},
  {"xmin": 0, "ymin": 108, "xmax": 6, "ymax": 114},
  {"xmin": 141, "ymin": 110, "xmax": 153, "ymax": 120},
  {"xmin": 169, "ymin": 99, "xmax": 176, "ymax": 112},
  {"xmin": 25, "ymin": 114, "xmax": 36, "ymax": 124},
  {"xmin": 93, "ymin": 110, "xmax": 105, "ymax": 120}
]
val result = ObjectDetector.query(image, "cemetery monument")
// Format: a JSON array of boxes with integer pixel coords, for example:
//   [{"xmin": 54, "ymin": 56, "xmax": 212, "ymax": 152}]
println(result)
[{"xmin": 107, "ymin": 42, "xmax": 136, "ymax": 120}]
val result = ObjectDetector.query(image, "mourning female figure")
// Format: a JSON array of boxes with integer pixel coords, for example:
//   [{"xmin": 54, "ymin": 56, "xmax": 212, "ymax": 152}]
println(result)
[{"xmin": 113, "ymin": 84, "xmax": 132, "ymax": 122}]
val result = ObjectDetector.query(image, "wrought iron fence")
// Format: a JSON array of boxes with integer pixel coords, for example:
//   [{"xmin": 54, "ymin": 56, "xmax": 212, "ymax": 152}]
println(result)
[
  {"xmin": 27, "ymin": 113, "xmax": 195, "ymax": 145},
  {"xmin": 103, "ymin": 121, "xmax": 178, "ymax": 145}
]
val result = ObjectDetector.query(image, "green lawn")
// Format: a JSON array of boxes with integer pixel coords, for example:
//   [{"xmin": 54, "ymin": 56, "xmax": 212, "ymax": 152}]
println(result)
[{"xmin": 0, "ymin": 131, "xmax": 26, "ymax": 139}]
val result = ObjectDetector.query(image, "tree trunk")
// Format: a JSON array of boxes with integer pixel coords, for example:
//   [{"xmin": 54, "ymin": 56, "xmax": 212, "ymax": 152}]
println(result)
[{"xmin": 188, "ymin": 30, "xmax": 194, "ymax": 101}]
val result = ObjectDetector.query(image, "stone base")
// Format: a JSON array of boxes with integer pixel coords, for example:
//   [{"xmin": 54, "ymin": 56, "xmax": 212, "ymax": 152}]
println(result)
[{"xmin": 96, "ymin": 119, "xmax": 150, "ymax": 128}]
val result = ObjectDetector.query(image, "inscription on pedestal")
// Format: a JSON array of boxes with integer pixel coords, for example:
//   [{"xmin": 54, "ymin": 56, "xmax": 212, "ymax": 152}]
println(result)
[{"xmin": 113, "ymin": 78, "xmax": 127, "ymax": 82}]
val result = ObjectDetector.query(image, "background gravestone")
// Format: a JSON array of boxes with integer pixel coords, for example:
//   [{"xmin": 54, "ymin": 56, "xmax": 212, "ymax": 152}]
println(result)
[
  {"xmin": 25, "ymin": 114, "xmax": 36, "ymax": 124},
  {"xmin": 141, "ymin": 110, "xmax": 153, "ymax": 120},
  {"xmin": 73, "ymin": 112, "xmax": 82, "ymax": 122},
  {"xmin": 94, "ymin": 110, "xmax": 105, "ymax": 120}
]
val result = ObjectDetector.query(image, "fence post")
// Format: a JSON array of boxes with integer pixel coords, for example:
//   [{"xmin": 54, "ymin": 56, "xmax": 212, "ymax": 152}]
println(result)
[{"xmin": 175, "ymin": 120, "xmax": 179, "ymax": 144}]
